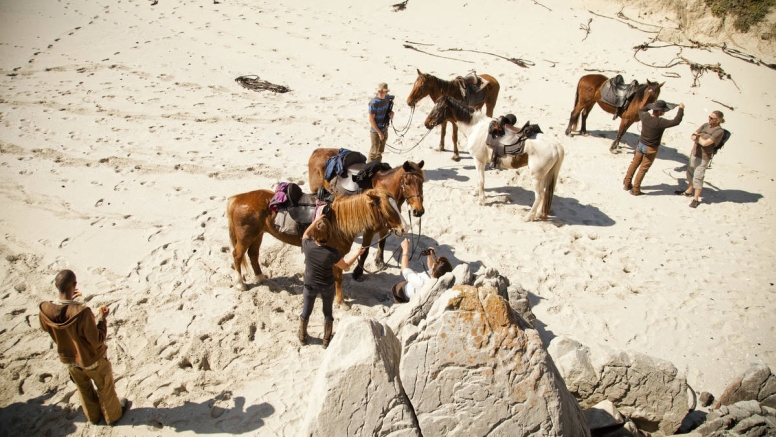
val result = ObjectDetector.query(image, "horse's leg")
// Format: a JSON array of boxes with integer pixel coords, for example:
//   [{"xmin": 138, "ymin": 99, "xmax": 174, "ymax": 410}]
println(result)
[
  {"xmin": 375, "ymin": 230, "xmax": 387, "ymax": 268},
  {"xmin": 611, "ymin": 118, "xmax": 634, "ymax": 152},
  {"xmin": 580, "ymin": 101, "xmax": 595, "ymax": 135},
  {"xmin": 439, "ymin": 121, "xmax": 447, "ymax": 152},
  {"xmin": 247, "ymin": 236, "xmax": 267, "ymax": 283},
  {"xmin": 527, "ymin": 174, "xmax": 545, "ymax": 222},
  {"xmin": 352, "ymin": 230, "xmax": 373, "ymax": 281},
  {"xmin": 451, "ymin": 123, "xmax": 460, "ymax": 161},
  {"xmin": 232, "ymin": 241, "xmax": 248, "ymax": 291},
  {"xmin": 334, "ymin": 267, "xmax": 347, "ymax": 309},
  {"xmin": 473, "ymin": 155, "xmax": 486, "ymax": 205}
]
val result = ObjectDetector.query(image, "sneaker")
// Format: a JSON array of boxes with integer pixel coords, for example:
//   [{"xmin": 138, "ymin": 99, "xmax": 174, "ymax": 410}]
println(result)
[{"xmin": 689, "ymin": 199, "xmax": 700, "ymax": 208}]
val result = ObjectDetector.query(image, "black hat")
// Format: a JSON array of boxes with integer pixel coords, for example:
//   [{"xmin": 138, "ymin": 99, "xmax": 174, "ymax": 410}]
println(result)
[
  {"xmin": 502, "ymin": 114, "xmax": 517, "ymax": 125},
  {"xmin": 645, "ymin": 100, "xmax": 677, "ymax": 112}
]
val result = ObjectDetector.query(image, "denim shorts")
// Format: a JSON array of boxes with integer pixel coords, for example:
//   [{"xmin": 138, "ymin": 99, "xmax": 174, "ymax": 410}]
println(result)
[{"xmin": 637, "ymin": 142, "xmax": 648, "ymax": 154}]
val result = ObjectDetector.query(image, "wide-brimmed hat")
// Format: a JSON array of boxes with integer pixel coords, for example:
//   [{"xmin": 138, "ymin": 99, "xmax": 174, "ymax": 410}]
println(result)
[
  {"xmin": 646, "ymin": 100, "xmax": 677, "ymax": 112},
  {"xmin": 377, "ymin": 82, "xmax": 390, "ymax": 92},
  {"xmin": 502, "ymin": 114, "xmax": 517, "ymax": 126}
]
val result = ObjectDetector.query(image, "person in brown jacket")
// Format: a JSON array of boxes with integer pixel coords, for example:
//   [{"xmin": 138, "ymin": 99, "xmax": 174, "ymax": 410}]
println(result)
[
  {"xmin": 623, "ymin": 100, "xmax": 684, "ymax": 195},
  {"xmin": 39, "ymin": 270, "xmax": 127, "ymax": 425}
]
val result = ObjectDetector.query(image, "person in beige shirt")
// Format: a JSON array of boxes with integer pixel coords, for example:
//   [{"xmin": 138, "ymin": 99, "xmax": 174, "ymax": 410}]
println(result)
[{"xmin": 676, "ymin": 110, "xmax": 725, "ymax": 208}]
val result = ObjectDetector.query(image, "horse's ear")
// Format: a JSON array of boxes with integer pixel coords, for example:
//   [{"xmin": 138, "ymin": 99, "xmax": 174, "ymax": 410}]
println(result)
[
  {"xmin": 403, "ymin": 161, "xmax": 412, "ymax": 172},
  {"xmin": 658, "ymin": 81, "xmax": 665, "ymax": 88},
  {"xmin": 417, "ymin": 68, "xmax": 422, "ymax": 76},
  {"xmin": 418, "ymin": 160, "xmax": 424, "ymax": 169}
]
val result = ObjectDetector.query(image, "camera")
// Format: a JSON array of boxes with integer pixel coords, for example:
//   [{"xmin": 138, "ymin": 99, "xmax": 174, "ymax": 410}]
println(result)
[{"xmin": 420, "ymin": 248, "xmax": 432, "ymax": 256}]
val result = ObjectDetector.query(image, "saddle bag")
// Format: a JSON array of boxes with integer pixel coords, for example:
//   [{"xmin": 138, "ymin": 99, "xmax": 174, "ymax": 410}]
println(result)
[{"xmin": 274, "ymin": 210, "xmax": 299, "ymax": 235}]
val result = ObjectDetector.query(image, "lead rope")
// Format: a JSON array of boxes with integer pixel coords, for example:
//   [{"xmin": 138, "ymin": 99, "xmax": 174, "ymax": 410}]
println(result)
[{"xmin": 391, "ymin": 105, "xmax": 414, "ymax": 138}]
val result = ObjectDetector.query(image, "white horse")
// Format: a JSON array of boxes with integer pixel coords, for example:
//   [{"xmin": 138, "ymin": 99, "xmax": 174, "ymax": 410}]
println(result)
[{"xmin": 424, "ymin": 95, "xmax": 565, "ymax": 221}]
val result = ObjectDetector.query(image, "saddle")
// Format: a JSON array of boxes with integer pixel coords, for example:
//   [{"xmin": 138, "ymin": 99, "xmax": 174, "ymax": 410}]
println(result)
[
  {"xmin": 600, "ymin": 75, "xmax": 639, "ymax": 120},
  {"xmin": 486, "ymin": 121, "xmax": 542, "ymax": 159},
  {"xmin": 271, "ymin": 183, "xmax": 333, "ymax": 235},
  {"xmin": 326, "ymin": 151, "xmax": 368, "ymax": 196},
  {"xmin": 454, "ymin": 73, "xmax": 489, "ymax": 107}
]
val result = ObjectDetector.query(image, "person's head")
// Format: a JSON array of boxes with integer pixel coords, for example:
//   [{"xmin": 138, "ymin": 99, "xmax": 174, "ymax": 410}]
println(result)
[
  {"xmin": 709, "ymin": 110, "xmax": 724, "ymax": 126},
  {"xmin": 501, "ymin": 114, "xmax": 517, "ymax": 127},
  {"xmin": 376, "ymin": 82, "xmax": 390, "ymax": 98},
  {"xmin": 431, "ymin": 256, "xmax": 453, "ymax": 278},
  {"xmin": 308, "ymin": 217, "xmax": 333, "ymax": 244},
  {"xmin": 55, "ymin": 269, "xmax": 77, "ymax": 296},
  {"xmin": 646, "ymin": 99, "xmax": 673, "ymax": 116}
]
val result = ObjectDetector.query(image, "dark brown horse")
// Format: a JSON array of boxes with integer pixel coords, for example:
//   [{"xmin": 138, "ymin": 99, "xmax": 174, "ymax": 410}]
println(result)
[
  {"xmin": 407, "ymin": 69, "xmax": 500, "ymax": 161},
  {"xmin": 565, "ymin": 74, "xmax": 664, "ymax": 153},
  {"xmin": 227, "ymin": 188, "xmax": 408, "ymax": 308},
  {"xmin": 308, "ymin": 148, "xmax": 425, "ymax": 280}
]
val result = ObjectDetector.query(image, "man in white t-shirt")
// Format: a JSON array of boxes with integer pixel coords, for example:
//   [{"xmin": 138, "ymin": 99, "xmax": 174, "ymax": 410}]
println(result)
[{"xmin": 392, "ymin": 239, "xmax": 453, "ymax": 303}]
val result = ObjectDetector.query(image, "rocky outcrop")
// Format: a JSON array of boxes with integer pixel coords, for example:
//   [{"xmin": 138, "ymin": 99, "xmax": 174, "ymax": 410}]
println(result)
[
  {"xmin": 714, "ymin": 363, "xmax": 776, "ymax": 409},
  {"xmin": 694, "ymin": 400, "xmax": 776, "ymax": 436},
  {"xmin": 584, "ymin": 399, "xmax": 625, "ymax": 430},
  {"xmin": 399, "ymin": 285, "xmax": 589, "ymax": 436},
  {"xmin": 549, "ymin": 337, "xmax": 689, "ymax": 435},
  {"xmin": 301, "ymin": 317, "xmax": 420, "ymax": 437}
]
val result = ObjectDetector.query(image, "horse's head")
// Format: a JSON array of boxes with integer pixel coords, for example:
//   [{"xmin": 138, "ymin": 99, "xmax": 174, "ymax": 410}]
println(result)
[
  {"xmin": 367, "ymin": 189, "xmax": 409, "ymax": 237},
  {"xmin": 424, "ymin": 96, "xmax": 451, "ymax": 129},
  {"xmin": 642, "ymin": 79, "xmax": 664, "ymax": 104},
  {"xmin": 401, "ymin": 161, "xmax": 425, "ymax": 217},
  {"xmin": 407, "ymin": 69, "xmax": 431, "ymax": 107}
]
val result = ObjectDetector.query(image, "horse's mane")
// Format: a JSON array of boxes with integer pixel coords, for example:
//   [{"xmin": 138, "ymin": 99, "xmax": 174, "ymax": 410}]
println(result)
[
  {"xmin": 329, "ymin": 188, "xmax": 387, "ymax": 241},
  {"xmin": 441, "ymin": 95, "xmax": 477, "ymax": 124},
  {"xmin": 425, "ymin": 74, "xmax": 462, "ymax": 98}
]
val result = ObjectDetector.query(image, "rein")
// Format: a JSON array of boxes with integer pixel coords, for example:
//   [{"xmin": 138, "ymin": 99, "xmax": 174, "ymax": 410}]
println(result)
[
  {"xmin": 385, "ymin": 128, "xmax": 433, "ymax": 154},
  {"xmin": 391, "ymin": 105, "xmax": 414, "ymax": 137}
]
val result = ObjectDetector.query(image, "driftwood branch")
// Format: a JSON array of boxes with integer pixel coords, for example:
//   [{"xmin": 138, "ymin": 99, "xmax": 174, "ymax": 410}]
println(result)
[
  {"xmin": 444, "ymin": 48, "xmax": 535, "ymax": 68},
  {"xmin": 711, "ymin": 99, "xmax": 734, "ymax": 111},
  {"xmin": 588, "ymin": 10, "xmax": 660, "ymax": 34},
  {"xmin": 392, "ymin": 0, "xmax": 408, "ymax": 12},
  {"xmin": 543, "ymin": 59, "xmax": 558, "ymax": 67},
  {"xmin": 235, "ymin": 75, "xmax": 290, "ymax": 93},
  {"xmin": 584, "ymin": 68, "xmax": 623, "ymax": 73},
  {"xmin": 529, "ymin": 0, "xmax": 551, "ymax": 12},
  {"xmin": 404, "ymin": 44, "xmax": 473, "ymax": 63},
  {"xmin": 580, "ymin": 18, "xmax": 592, "ymax": 41}
]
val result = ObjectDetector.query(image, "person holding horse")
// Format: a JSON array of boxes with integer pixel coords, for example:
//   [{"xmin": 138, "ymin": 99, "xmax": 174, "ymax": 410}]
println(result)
[
  {"xmin": 391, "ymin": 239, "xmax": 453, "ymax": 303},
  {"xmin": 39, "ymin": 270, "xmax": 129, "ymax": 426},
  {"xmin": 675, "ymin": 110, "xmax": 725, "ymax": 208},
  {"xmin": 299, "ymin": 214, "xmax": 366, "ymax": 348},
  {"xmin": 367, "ymin": 82, "xmax": 395, "ymax": 163},
  {"xmin": 623, "ymin": 100, "xmax": 684, "ymax": 196}
]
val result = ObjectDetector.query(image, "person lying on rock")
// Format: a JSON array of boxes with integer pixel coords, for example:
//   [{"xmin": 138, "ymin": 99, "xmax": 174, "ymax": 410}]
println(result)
[{"xmin": 391, "ymin": 238, "xmax": 453, "ymax": 303}]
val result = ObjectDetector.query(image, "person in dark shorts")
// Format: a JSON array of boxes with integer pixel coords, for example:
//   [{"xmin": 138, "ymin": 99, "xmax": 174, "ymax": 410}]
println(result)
[{"xmin": 299, "ymin": 215, "xmax": 365, "ymax": 348}]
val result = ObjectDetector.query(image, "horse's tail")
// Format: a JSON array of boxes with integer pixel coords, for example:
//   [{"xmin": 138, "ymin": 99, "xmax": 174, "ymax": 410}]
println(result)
[
  {"xmin": 542, "ymin": 143, "xmax": 565, "ymax": 218},
  {"xmin": 571, "ymin": 86, "xmax": 580, "ymax": 125}
]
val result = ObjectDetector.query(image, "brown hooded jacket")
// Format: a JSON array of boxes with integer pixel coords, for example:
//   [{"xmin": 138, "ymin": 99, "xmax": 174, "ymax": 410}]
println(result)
[{"xmin": 39, "ymin": 301, "xmax": 107, "ymax": 367}]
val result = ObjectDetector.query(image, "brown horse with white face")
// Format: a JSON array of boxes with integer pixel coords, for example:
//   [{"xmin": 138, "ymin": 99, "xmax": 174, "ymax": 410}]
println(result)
[
  {"xmin": 565, "ymin": 74, "xmax": 663, "ymax": 153},
  {"xmin": 227, "ymin": 187, "xmax": 408, "ymax": 308},
  {"xmin": 308, "ymin": 148, "xmax": 425, "ymax": 280},
  {"xmin": 407, "ymin": 69, "xmax": 500, "ymax": 161}
]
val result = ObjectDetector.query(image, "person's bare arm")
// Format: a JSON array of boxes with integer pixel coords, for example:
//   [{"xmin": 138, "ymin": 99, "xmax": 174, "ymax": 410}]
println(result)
[
  {"xmin": 335, "ymin": 247, "xmax": 367, "ymax": 271},
  {"xmin": 400, "ymin": 239, "xmax": 410, "ymax": 270},
  {"xmin": 369, "ymin": 113, "xmax": 384, "ymax": 140},
  {"xmin": 426, "ymin": 248, "xmax": 436, "ymax": 272},
  {"xmin": 303, "ymin": 215, "xmax": 324, "ymax": 240}
]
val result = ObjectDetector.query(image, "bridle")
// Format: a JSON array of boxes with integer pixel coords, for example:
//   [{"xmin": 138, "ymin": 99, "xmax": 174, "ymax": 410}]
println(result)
[{"xmin": 401, "ymin": 172, "xmax": 424, "ymax": 203}]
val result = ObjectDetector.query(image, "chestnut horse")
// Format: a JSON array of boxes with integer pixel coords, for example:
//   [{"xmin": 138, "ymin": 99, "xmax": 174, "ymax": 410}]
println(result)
[
  {"xmin": 227, "ymin": 188, "xmax": 408, "ymax": 307},
  {"xmin": 308, "ymin": 149, "xmax": 425, "ymax": 280},
  {"xmin": 565, "ymin": 74, "xmax": 664, "ymax": 153},
  {"xmin": 425, "ymin": 96, "xmax": 564, "ymax": 220},
  {"xmin": 407, "ymin": 69, "xmax": 500, "ymax": 161}
]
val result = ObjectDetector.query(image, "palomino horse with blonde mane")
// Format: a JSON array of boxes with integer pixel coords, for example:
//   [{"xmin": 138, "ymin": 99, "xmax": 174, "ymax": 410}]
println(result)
[
  {"xmin": 565, "ymin": 74, "xmax": 664, "ymax": 153},
  {"xmin": 407, "ymin": 69, "xmax": 500, "ymax": 161},
  {"xmin": 227, "ymin": 188, "xmax": 408, "ymax": 307},
  {"xmin": 308, "ymin": 149, "xmax": 425, "ymax": 280},
  {"xmin": 425, "ymin": 95, "xmax": 564, "ymax": 221}
]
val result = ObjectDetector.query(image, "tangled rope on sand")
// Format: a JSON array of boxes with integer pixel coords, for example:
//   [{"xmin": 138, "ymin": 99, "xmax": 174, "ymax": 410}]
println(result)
[{"xmin": 235, "ymin": 75, "xmax": 290, "ymax": 93}]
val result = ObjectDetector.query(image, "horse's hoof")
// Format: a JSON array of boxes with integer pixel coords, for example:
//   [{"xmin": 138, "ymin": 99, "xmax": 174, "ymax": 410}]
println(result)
[
  {"xmin": 437, "ymin": 146, "xmax": 445, "ymax": 152},
  {"xmin": 237, "ymin": 282, "xmax": 248, "ymax": 291},
  {"xmin": 352, "ymin": 266, "xmax": 364, "ymax": 281},
  {"xmin": 256, "ymin": 274, "xmax": 268, "ymax": 283},
  {"xmin": 373, "ymin": 259, "xmax": 385, "ymax": 270},
  {"xmin": 451, "ymin": 155, "xmax": 461, "ymax": 162},
  {"xmin": 338, "ymin": 301, "xmax": 351, "ymax": 311},
  {"xmin": 609, "ymin": 147, "xmax": 620, "ymax": 155}
]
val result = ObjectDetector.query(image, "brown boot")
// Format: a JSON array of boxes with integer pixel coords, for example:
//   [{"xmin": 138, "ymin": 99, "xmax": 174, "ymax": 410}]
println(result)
[
  {"xmin": 322, "ymin": 320, "xmax": 334, "ymax": 349},
  {"xmin": 298, "ymin": 317, "xmax": 309, "ymax": 345}
]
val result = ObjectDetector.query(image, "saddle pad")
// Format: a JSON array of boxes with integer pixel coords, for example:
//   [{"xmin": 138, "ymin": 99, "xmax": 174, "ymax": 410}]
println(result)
[{"xmin": 336, "ymin": 164, "xmax": 364, "ymax": 193}]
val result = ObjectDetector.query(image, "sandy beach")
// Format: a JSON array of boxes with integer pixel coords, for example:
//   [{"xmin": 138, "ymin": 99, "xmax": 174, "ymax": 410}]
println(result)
[{"xmin": 1, "ymin": 0, "xmax": 775, "ymax": 435}]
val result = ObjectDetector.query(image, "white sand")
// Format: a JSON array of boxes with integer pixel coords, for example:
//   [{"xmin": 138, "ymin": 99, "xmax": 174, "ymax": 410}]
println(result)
[{"xmin": 1, "ymin": 0, "xmax": 774, "ymax": 435}]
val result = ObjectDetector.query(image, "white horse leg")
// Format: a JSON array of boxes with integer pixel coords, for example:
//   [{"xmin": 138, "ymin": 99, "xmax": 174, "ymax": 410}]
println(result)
[
  {"xmin": 473, "ymin": 158, "xmax": 486, "ymax": 204},
  {"xmin": 527, "ymin": 175, "xmax": 545, "ymax": 221}
]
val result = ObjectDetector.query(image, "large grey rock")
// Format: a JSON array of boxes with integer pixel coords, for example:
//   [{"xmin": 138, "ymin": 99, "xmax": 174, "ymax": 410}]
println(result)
[
  {"xmin": 714, "ymin": 363, "xmax": 776, "ymax": 409},
  {"xmin": 452, "ymin": 262, "xmax": 473, "ymax": 286},
  {"xmin": 301, "ymin": 317, "xmax": 420, "ymax": 437},
  {"xmin": 694, "ymin": 400, "xmax": 776, "ymax": 436},
  {"xmin": 506, "ymin": 283, "xmax": 536, "ymax": 328},
  {"xmin": 549, "ymin": 338, "xmax": 689, "ymax": 435},
  {"xmin": 400, "ymin": 285, "xmax": 590, "ymax": 437},
  {"xmin": 548, "ymin": 336, "xmax": 599, "ymax": 400},
  {"xmin": 472, "ymin": 266, "xmax": 509, "ymax": 295}
]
